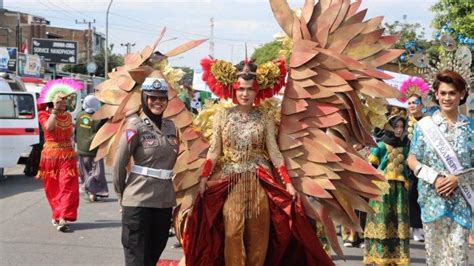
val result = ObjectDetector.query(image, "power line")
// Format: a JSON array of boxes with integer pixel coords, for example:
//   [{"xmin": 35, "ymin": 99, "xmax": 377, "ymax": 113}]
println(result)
[
  {"xmin": 4, "ymin": 5, "xmax": 123, "ymax": 46},
  {"xmin": 6, "ymin": 5, "xmax": 269, "ymax": 44},
  {"xmin": 108, "ymin": 12, "xmax": 268, "ymax": 44},
  {"xmin": 2, "ymin": 5, "xmax": 106, "ymax": 13},
  {"xmin": 5, "ymin": 4, "xmax": 269, "ymax": 50}
]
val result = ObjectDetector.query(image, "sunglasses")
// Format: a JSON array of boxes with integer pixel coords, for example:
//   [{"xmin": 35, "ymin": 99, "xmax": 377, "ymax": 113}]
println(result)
[
  {"xmin": 148, "ymin": 95, "xmax": 168, "ymax": 102},
  {"xmin": 407, "ymin": 99, "xmax": 421, "ymax": 105}
]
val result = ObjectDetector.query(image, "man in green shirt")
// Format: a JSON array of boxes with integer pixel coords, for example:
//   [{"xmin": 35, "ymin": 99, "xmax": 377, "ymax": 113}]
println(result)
[{"xmin": 75, "ymin": 95, "xmax": 108, "ymax": 202}]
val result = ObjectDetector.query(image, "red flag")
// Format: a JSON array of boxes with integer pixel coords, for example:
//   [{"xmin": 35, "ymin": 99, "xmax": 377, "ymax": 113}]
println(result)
[{"xmin": 20, "ymin": 39, "xmax": 28, "ymax": 54}]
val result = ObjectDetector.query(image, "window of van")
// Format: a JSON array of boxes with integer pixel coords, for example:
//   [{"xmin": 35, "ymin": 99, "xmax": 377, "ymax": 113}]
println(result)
[{"xmin": 0, "ymin": 94, "xmax": 36, "ymax": 119}]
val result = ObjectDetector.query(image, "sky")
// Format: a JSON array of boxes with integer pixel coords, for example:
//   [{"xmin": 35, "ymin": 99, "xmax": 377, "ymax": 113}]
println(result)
[{"xmin": 4, "ymin": 0, "xmax": 438, "ymax": 69}]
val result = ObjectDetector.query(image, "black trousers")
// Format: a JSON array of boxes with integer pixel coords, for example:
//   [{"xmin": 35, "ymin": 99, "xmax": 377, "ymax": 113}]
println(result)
[
  {"xmin": 121, "ymin": 206, "xmax": 172, "ymax": 266},
  {"xmin": 408, "ymin": 175, "xmax": 423, "ymax": 228}
]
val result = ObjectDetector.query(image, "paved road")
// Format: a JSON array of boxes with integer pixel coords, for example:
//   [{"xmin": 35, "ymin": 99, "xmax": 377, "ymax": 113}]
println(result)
[{"xmin": 1, "ymin": 165, "xmax": 472, "ymax": 265}]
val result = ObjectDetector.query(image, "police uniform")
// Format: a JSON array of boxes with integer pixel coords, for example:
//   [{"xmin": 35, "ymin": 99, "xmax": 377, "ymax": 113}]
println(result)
[{"xmin": 113, "ymin": 76, "xmax": 179, "ymax": 266}]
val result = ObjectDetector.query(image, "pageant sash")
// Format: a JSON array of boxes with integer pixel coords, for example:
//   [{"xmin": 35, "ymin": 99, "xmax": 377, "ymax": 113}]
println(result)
[{"xmin": 418, "ymin": 117, "xmax": 474, "ymax": 230}]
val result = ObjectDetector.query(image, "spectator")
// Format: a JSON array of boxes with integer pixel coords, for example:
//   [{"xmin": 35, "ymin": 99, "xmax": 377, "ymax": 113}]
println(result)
[
  {"xmin": 363, "ymin": 115, "xmax": 410, "ymax": 265},
  {"xmin": 75, "ymin": 95, "xmax": 108, "ymax": 202}
]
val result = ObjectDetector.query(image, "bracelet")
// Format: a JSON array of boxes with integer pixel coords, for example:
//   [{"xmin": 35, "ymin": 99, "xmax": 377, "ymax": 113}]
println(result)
[{"xmin": 414, "ymin": 163, "xmax": 423, "ymax": 176}]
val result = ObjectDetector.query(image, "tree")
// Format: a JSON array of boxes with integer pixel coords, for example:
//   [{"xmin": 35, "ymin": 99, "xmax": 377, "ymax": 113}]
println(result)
[
  {"xmin": 383, "ymin": 17, "xmax": 440, "ymax": 74},
  {"xmin": 251, "ymin": 41, "xmax": 284, "ymax": 65},
  {"xmin": 384, "ymin": 17, "xmax": 435, "ymax": 58},
  {"xmin": 431, "ymin": 0, "xmax": 474, "ymax": 37},
  {"xmin": 62, "ymin": 44, "xmax": 124, "ymax": 77}
]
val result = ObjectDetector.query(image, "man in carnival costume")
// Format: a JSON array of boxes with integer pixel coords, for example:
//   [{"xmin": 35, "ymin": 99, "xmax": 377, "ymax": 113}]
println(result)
[
  {"xmin": 37, "ymin": 79, "xmax": 84, "ymax": 232},
  {"xmin": 408, "ymin": 70, "xmax": 472, "ymax": 265}
]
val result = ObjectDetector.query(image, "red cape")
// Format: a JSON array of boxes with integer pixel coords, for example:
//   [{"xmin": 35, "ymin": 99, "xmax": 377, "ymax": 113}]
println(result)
[{"xmin": 183, "ymin": 167, "xmax": 334, "ymax": 266}]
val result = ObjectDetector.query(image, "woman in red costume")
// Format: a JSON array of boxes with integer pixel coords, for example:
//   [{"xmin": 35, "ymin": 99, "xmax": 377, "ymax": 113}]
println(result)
[
  {"xmin": 37, "ymin": 79, "xmax": 83, "ymax": 232},
  {"xmin": 183, "ymin": 59, "xmax": 333, "ymax": 266}
]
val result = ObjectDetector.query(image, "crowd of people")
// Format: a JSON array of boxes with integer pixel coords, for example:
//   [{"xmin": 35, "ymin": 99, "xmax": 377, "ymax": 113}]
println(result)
[
  {"xmin": 23, "ymin": 30, "xmax": 471, "ymax": 266},
  {"xmin": 17, "ymin": 0, "xmax": 472, "ymax": 265},
  {"xmin": 29, "ymin": 65, "xmax": 472, "ymax": 266}
]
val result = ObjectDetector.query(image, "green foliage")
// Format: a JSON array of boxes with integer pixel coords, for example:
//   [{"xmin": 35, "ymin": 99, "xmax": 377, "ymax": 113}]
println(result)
[
  {"xmin": 431, "ymin": 0, "xmax": 474, "ymax": 37},
  {"xmin": 384, "ymin": 18, "xmax": 440, "ymax": 69},
  {"xmin": 384, "ymin": 18, "xmax": 431, "ymax": 51},
  {"xmin": 251, "ymin": 41, "xmax": 283, "ymax": 65},
  {"xmin": 62, "ymin": 44, "xmax": 124, "ymax": 77}
]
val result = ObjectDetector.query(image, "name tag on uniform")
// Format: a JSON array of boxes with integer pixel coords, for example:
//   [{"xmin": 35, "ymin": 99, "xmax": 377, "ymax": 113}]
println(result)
[{"xmin": 141, "ymin": 133, "xmax": 159, "ymax": 148}]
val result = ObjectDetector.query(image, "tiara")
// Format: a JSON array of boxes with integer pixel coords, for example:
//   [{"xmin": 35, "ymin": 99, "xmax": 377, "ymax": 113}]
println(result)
[{"xmin": 411, "ymin": 33, "xmax": 472, "ymax": 90}]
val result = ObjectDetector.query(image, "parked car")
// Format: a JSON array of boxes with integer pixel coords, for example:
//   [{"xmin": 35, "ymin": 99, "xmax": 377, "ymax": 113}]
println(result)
[{"xmin": 0, "ymin": 77, "xmax": 39, "ymax": 179}]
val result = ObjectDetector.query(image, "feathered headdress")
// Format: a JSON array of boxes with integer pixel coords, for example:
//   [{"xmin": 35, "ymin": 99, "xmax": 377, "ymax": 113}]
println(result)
[
  {"xmin": 38, "ymin": 78, "xmax": 84, "ymax": 104},
  {"xmin": 398, "ymin": 77, "xmax": 429, "ymax": 102},
  {"xmin": 201, "ymin": 58, "xmax": 286, "ymax": 104},
  {"xmin": 412, "ymin": 33, "xmax": 472, "ymax": 90}
]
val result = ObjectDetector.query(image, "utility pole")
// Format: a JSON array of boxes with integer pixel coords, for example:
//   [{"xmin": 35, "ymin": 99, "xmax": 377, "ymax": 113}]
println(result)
[
  {"xmin": 120, "ymin": 42, "xmax": 135, "ymax": 55},
  {"xmin": 105, "ymin": 0, "xmax": 113, "ymax": 79},
  {"xmin": 209, "ymin": 17, "xmax": 214, "ymax": 58},
  {"xmin": 75, "ymin": 19, "xmax": 96, "ymax": 63}
]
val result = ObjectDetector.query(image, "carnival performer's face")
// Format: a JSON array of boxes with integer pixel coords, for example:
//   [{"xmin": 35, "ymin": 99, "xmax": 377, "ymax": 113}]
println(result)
[
  {"xmin": 235, "ymin": 78, "xmax": 256, "ymax": 106},
  {"xmin": 407, "ymin": 96, "xmax": 423, "ymax": 116},
  {"xmin": 436, "ymin": 82, "xmax": 465, "ymax": 113},
  {"xmin": 393, "ymin": 120, "xmax": 405, "ymax": 138},
  {"xmin": 54, "ymin": 93, "xmax": 68, "ymax": 111},
  {"xmin": 146, "ymin": 94, "xmax": 168, "ymax": 115}
]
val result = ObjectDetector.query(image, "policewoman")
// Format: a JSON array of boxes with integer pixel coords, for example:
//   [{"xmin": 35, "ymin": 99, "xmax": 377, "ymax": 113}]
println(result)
[{"xmin": 113, "ymin": 73, "xmax": 179, "ymax": 266}]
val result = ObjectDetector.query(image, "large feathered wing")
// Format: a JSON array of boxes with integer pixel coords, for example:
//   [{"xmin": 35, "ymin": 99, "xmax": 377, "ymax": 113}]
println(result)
[
  {"xmin": 270, "ymin": 0, "xmax": 404, "ymax": 256},
  {"xmin": 89, "ymin": 31, "xmax": 209, "ymax": 240}
]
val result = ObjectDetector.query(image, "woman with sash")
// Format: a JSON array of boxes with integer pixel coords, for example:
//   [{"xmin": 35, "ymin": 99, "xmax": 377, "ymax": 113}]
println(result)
[
  {"xmin": 407, "ymin": 70, "xmax": 472, "ymax": 265},
  {"xmin": 363, "ymin": 115, "xmax": 410, "ymax": 265}
]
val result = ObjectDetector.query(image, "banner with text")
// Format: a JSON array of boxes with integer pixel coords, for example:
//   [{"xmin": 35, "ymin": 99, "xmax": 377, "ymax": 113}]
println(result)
[{"xmin": 31, "ymin": 38, "xmax": 78, "ymax": 64}]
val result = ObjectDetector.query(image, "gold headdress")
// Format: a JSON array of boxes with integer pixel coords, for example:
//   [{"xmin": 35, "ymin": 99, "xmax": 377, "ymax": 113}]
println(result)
[{"xmin": 412, "ymin": 33, "xmax": 472, "ymax": 90}]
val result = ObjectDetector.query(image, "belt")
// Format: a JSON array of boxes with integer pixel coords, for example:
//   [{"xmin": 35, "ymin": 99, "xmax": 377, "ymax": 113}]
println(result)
[{"xmin": 131, "ymin": 165, "xmax": 173, "ymax": 180}]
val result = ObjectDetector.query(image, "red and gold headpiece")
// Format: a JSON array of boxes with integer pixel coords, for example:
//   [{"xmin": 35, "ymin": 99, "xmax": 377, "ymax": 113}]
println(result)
[{"xmin": 201, "ymin": 57, "xmax": 286, "ymax": 105}]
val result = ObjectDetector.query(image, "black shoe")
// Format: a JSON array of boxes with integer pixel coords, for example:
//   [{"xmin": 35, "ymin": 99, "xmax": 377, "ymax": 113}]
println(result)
[
  {"xmin": 172, "ymin": 242, "xmax": 182, "ymax": 249},
  {"xmin": 57, "ymin": 220, "xmax": 71, "ymax": 232}
]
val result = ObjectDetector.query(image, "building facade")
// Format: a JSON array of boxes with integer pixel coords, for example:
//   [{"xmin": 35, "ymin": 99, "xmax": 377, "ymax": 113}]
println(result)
[{"xmin": 0, "ymin": 9, "xmax": 105, "ymax": 64}]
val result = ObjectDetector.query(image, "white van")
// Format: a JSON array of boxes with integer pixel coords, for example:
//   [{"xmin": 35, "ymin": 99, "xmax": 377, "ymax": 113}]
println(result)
[{"xmin": 0, "ymin": 78, "xmax": 39, "ymax": 178}]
